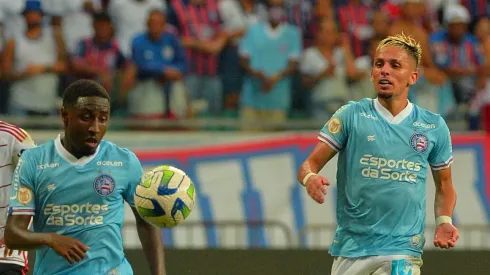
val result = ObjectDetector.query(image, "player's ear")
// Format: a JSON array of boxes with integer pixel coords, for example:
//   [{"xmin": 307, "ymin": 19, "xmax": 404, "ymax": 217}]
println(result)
[
  {"xmin": 408, "ymin": 70, "xmax": 418, "ymax": 86},
  {"xmin": 61, "ymin": 107, "xmax": 68, "ymax": 125}
]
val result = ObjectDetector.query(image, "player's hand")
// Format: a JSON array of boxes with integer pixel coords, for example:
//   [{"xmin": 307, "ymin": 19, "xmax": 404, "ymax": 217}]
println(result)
[
  {"xmin": 252, "ymin": 71, "xmax": 266, "ymax": 82},
  {"xmin": 48, "ymin": 234, "xmax": 90, "ymax": 264},
  {"xmin": 0, "ymin": 238, "xmax": 20, "ymax": 257},
  {"xmin": 24, "ymin": 64, "xmax": 46, "ymax": 76},
  {"xmin": 434, "ymin": 223, "xmax": 459, "ymax": 249},
  {"xmin": 51, "ymin": 61, "xmax": 67, "ymax": 73},
  {"xmin": 4, "ymin": 246, "xmax": 21, "ymax": 257},
  {"xmin": 163, "ymin": 67, "xmax": 183, "ymax": 81},
  {"xmin": 263, "ymin": 74, "xmax": 281, "ymax": 92},
  {"xmin": 305, "ymin": 175, "xmax": 330, "ymax": 204}
]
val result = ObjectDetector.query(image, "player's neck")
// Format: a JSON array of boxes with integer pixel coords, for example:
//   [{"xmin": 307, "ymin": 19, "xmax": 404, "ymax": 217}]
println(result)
[
  {"xmin": 377, "ymin": 97, "xmax": 409, "ymax": 117},
  {"xmin": 60, "ymin": 137, "xmax": 86, "ymax": 159}
]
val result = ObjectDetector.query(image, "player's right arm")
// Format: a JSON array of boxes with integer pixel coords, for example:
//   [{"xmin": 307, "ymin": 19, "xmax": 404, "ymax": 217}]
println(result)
[
  {"xmin": 297, "ymin": 103, "xmax": 354, "ymax": 204},
  {"xmin": 5, "ymin": 152, "xmax": 89, "ymax": 264}
]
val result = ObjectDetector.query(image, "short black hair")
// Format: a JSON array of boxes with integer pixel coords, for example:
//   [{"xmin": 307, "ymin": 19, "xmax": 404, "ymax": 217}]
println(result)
[
  {"xmin": 62, "ymin": 79, "xmax": 110, "ymax": 107},
  {"xmin": 93, "ymin": 12, "xmax": 112, "ymax": 23}
]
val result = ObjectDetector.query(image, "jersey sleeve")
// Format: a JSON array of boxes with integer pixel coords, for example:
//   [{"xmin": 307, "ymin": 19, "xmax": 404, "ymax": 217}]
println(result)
[
  {"xmin": 123, "ymin": 151, "xmax": 144, "ymax": 207},
  {"xmin": 9, "ymin": 152, "xmax": 37, "ymax": 216},
  {"xmin": 318, "ymin": 102, "xmax": 355, "ymax": 152},
  {"xmin": 428, "ymin": 117, "xmax": 454, "ymax": 170},
  {"xmin": 11, "ymin": 128, "xmax": 36, "ymax": 168}
]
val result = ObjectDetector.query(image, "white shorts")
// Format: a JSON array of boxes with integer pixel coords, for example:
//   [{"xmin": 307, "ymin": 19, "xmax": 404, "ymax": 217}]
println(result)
[{"xmin": 331, "ymin": 255, "xmax": 423, "ymax": 275}]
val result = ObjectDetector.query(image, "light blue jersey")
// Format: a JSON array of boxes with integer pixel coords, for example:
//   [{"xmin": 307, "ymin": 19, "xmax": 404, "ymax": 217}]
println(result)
[
  {"xmin": 239, "ymin": 22, "xmax": 302, "ymax": 110},
  {"xmin": 8, "ymin": 135, "xmax": 143, "ymax": 275},
  {"xmin": 319, "ymin": 98, "xmax": 453, "ymax": 258}
]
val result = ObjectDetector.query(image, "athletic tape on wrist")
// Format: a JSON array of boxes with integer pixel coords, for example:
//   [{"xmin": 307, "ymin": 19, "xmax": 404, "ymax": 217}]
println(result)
[
  {"xmin": 302, "ymin": 172, "xmax": 317, "ymax": 187},
  {"xmin": 435, "ymin": 216, "xmax": 452, "ymax": 226}
]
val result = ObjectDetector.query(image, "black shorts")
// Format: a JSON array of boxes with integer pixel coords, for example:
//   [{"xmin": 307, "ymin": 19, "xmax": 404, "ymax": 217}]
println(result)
[{"xmin": 0, "ymin": 263, "xmax": 27, "ymax": 275}]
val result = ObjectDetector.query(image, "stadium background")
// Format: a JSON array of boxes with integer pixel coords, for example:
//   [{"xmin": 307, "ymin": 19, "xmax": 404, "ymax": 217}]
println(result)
[
  {"xmin": 15, "ymin": 131, "xmax": 490, "ymax": 274},
  {"xmin": 2, "ymin": 0, "xmax": 490, "ymax": 274}
]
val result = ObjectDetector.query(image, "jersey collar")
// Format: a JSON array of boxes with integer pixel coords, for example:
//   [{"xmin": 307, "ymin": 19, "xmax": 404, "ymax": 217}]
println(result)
[
  {"xmin": 54, "ymin": 134, "xmax": 100, "ymax": 166},
  {"xmin": 373, "ymin": 98, "xmax": 413, "ymax": 125}
]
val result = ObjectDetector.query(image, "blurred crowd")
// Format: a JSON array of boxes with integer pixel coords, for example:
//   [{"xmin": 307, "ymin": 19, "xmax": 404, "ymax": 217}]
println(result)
[{"xmin": 0, "ymin": 0, "xmax": 490, "ymax": 131}]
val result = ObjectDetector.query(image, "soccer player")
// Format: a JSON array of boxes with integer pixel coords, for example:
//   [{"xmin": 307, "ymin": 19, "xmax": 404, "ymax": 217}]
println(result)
[
  {"xmin": 5, "ymin": 79, "xmax": 166, "ymax": 275},
  {"xmin": 0, "ymin": 122, "xmax": 35, "ymax": 274},
  {"xmin": 297, "ymin": 34, "xmax": 459, "ymax": 275}
]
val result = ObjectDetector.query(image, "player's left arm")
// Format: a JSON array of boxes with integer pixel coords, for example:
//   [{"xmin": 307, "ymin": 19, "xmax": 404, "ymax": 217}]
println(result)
[
  {"xmin": 429, "ymin": 117, "xmax": 459, "ymax": 249},
  {"xmin": 124, "ymin": 152, "xmax": 166, "ymax": 275},
  {"xmin": 130, "ymin": 207, "xmax": 166, "ymax": 275}
]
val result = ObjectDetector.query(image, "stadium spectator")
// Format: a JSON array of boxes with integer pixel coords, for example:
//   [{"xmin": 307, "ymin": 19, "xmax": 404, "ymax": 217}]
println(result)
[
  {"xmin": 286, "ymin": 0, "xmax": 326, "ymax": 119},
  {"xmin": 371, "ymin": 10, "xmax": 390, "ymax": 39},
  {"xmin": 126, "ymin": 10, "xmax": 187, "ymax": 120},
  {"xmin": 313, "ymin": 0, "xmax": 335, "ymax": 22},
  {"xmin": 430, "ymin": 4, "xmax": 486, "ymax": 110},
  {"xmin": 218, "ymin": 0, "xmax": 267, "ymax": 115},
  {"xmin": 45, "ymin": 0, "xmax": 103, "ymax": 55},
  {"xmin": 390, "ymin": 0, "xmax": 455, "ymax": 117},
  {"xmin": 2, "ymin": 0, "xmax": 66, "ymax": 117},
  {"xmin": 167, "ymin": 0, "xmax": 227, "ymax": 118},
  {"xmin": 108, "ymin": 0, "xmax": 166, "ymax": 58},
  {"xmin": 300, "ymin": 19, "xmax": 365, "ymax": 119},
  {"xmin": 0, "ymin": 1, "xmax": 10, "ymax": 114},
  {"xmin": 284, "ymin": 0, "xmax": 316, "ymax": 48},
  {"xmin": 469, "ymin": 16, "xmax": 490, "ymax": 128},
  {"xmin": 350, "ymin": 36, "xmax": 382, "ymax": 101},
  {"xmin": 460, "ymin": 0, "xmax": 489, "ymax": 19},
  {"xmin": 378, "ymin": 0, "xmax": 403, "ymax": 21},
  {"xmin": 0, "ymin": 0, "xmax": 27, "ymax": 42},
  {"xmin": 71, "ymin": 12, "xmax": 126, "ymax": 103},
  {"xmin": 471, "ymin": 16, "xmax": 490, "ymax": 78},
  {"xmin": 336, "ymin": 0, "xmax": 374, "ymax": 58},
  {"xmin": 239, "ymin": 0, "xmax": 301, "ymax": 130}
]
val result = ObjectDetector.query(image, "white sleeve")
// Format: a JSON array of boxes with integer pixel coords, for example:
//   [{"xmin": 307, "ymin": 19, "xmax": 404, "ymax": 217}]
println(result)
[
  {"xmin": 151, "ymin": 0, "xmax": 166, "ymax": 11},
  {"xmin": 299, "ymin": 48, "xmax": 328, "ymax": 76},
  {"xmin": 11, "ymin": 129, "xmax": 36, "ymax": 169},
  {"xmin": 1, "ymin": 0, "xmax": 24, "ymax": 15}
]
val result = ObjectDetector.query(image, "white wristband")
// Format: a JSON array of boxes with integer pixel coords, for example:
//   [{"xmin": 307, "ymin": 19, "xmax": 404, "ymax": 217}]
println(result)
[
  {"xmin": 436, "ymin": 216, "xmax": 452, "ymax": 226},
  {"xmin": 302, "ymin": 172, "xmax": 317, "ymax": 187}
]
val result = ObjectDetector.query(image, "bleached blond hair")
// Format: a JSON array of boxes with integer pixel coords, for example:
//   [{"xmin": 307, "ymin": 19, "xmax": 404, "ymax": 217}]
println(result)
[{"xmin": 376, "ymin": 33, "xmax": 422, "ymax": 67}]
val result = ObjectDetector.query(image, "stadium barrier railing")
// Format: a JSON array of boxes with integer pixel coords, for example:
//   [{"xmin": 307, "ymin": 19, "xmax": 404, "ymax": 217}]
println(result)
[{"xmin": 124, "ymin": 220, "xmax": 295, "ymax": 248}]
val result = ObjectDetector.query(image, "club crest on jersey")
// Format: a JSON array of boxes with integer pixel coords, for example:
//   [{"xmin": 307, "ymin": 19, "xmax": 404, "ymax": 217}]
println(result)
[
  {"xmin": 93, "ymin": 174, "xmax": 116, "ymax": 197},
  {"xmin": 410, "ymin": 133, "xmax": 429, "ymax": 154},
  {"xmin": 327, "ymin": 118, "xmax": 342, "ymax": 134},
  {"xmin": 410, "ymin": 235, "xmax": 421, "ymax": 247}
]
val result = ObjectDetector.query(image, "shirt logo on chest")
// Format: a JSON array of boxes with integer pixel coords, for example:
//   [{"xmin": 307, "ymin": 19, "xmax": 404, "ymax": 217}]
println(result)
[
  {"xmin": 410, "ymin": 133, "xmax": 429, "ymax": 154},
  {"xmin": 93, "ymin": 174, "xmax": 116, "ymax": 197}
]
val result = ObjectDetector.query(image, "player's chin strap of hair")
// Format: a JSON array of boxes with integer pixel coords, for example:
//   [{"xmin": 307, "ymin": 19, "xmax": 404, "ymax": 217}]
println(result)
[
  {"xmin": 301, "ymin": 172, "xmax": 317, "ymax": 187},
  {"xmin": 435, "ymin": 216, "xmax": 452, "ymax": 226}
]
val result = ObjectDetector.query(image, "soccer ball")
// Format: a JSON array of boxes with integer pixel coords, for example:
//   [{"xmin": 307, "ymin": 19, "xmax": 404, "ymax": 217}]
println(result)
[{"xmin": 134, "ymin": 165, "xmax": 195, "ymax": 228}]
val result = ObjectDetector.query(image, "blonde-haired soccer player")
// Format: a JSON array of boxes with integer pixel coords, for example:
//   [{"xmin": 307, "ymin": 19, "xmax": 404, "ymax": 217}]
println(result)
[
  {"xmin": 0, "ymin": 121, "xmax": 35, "ymax": 274},
  {"xmin": 297, "ymin": 33, "xmax": 458, "ymax": 275}
]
